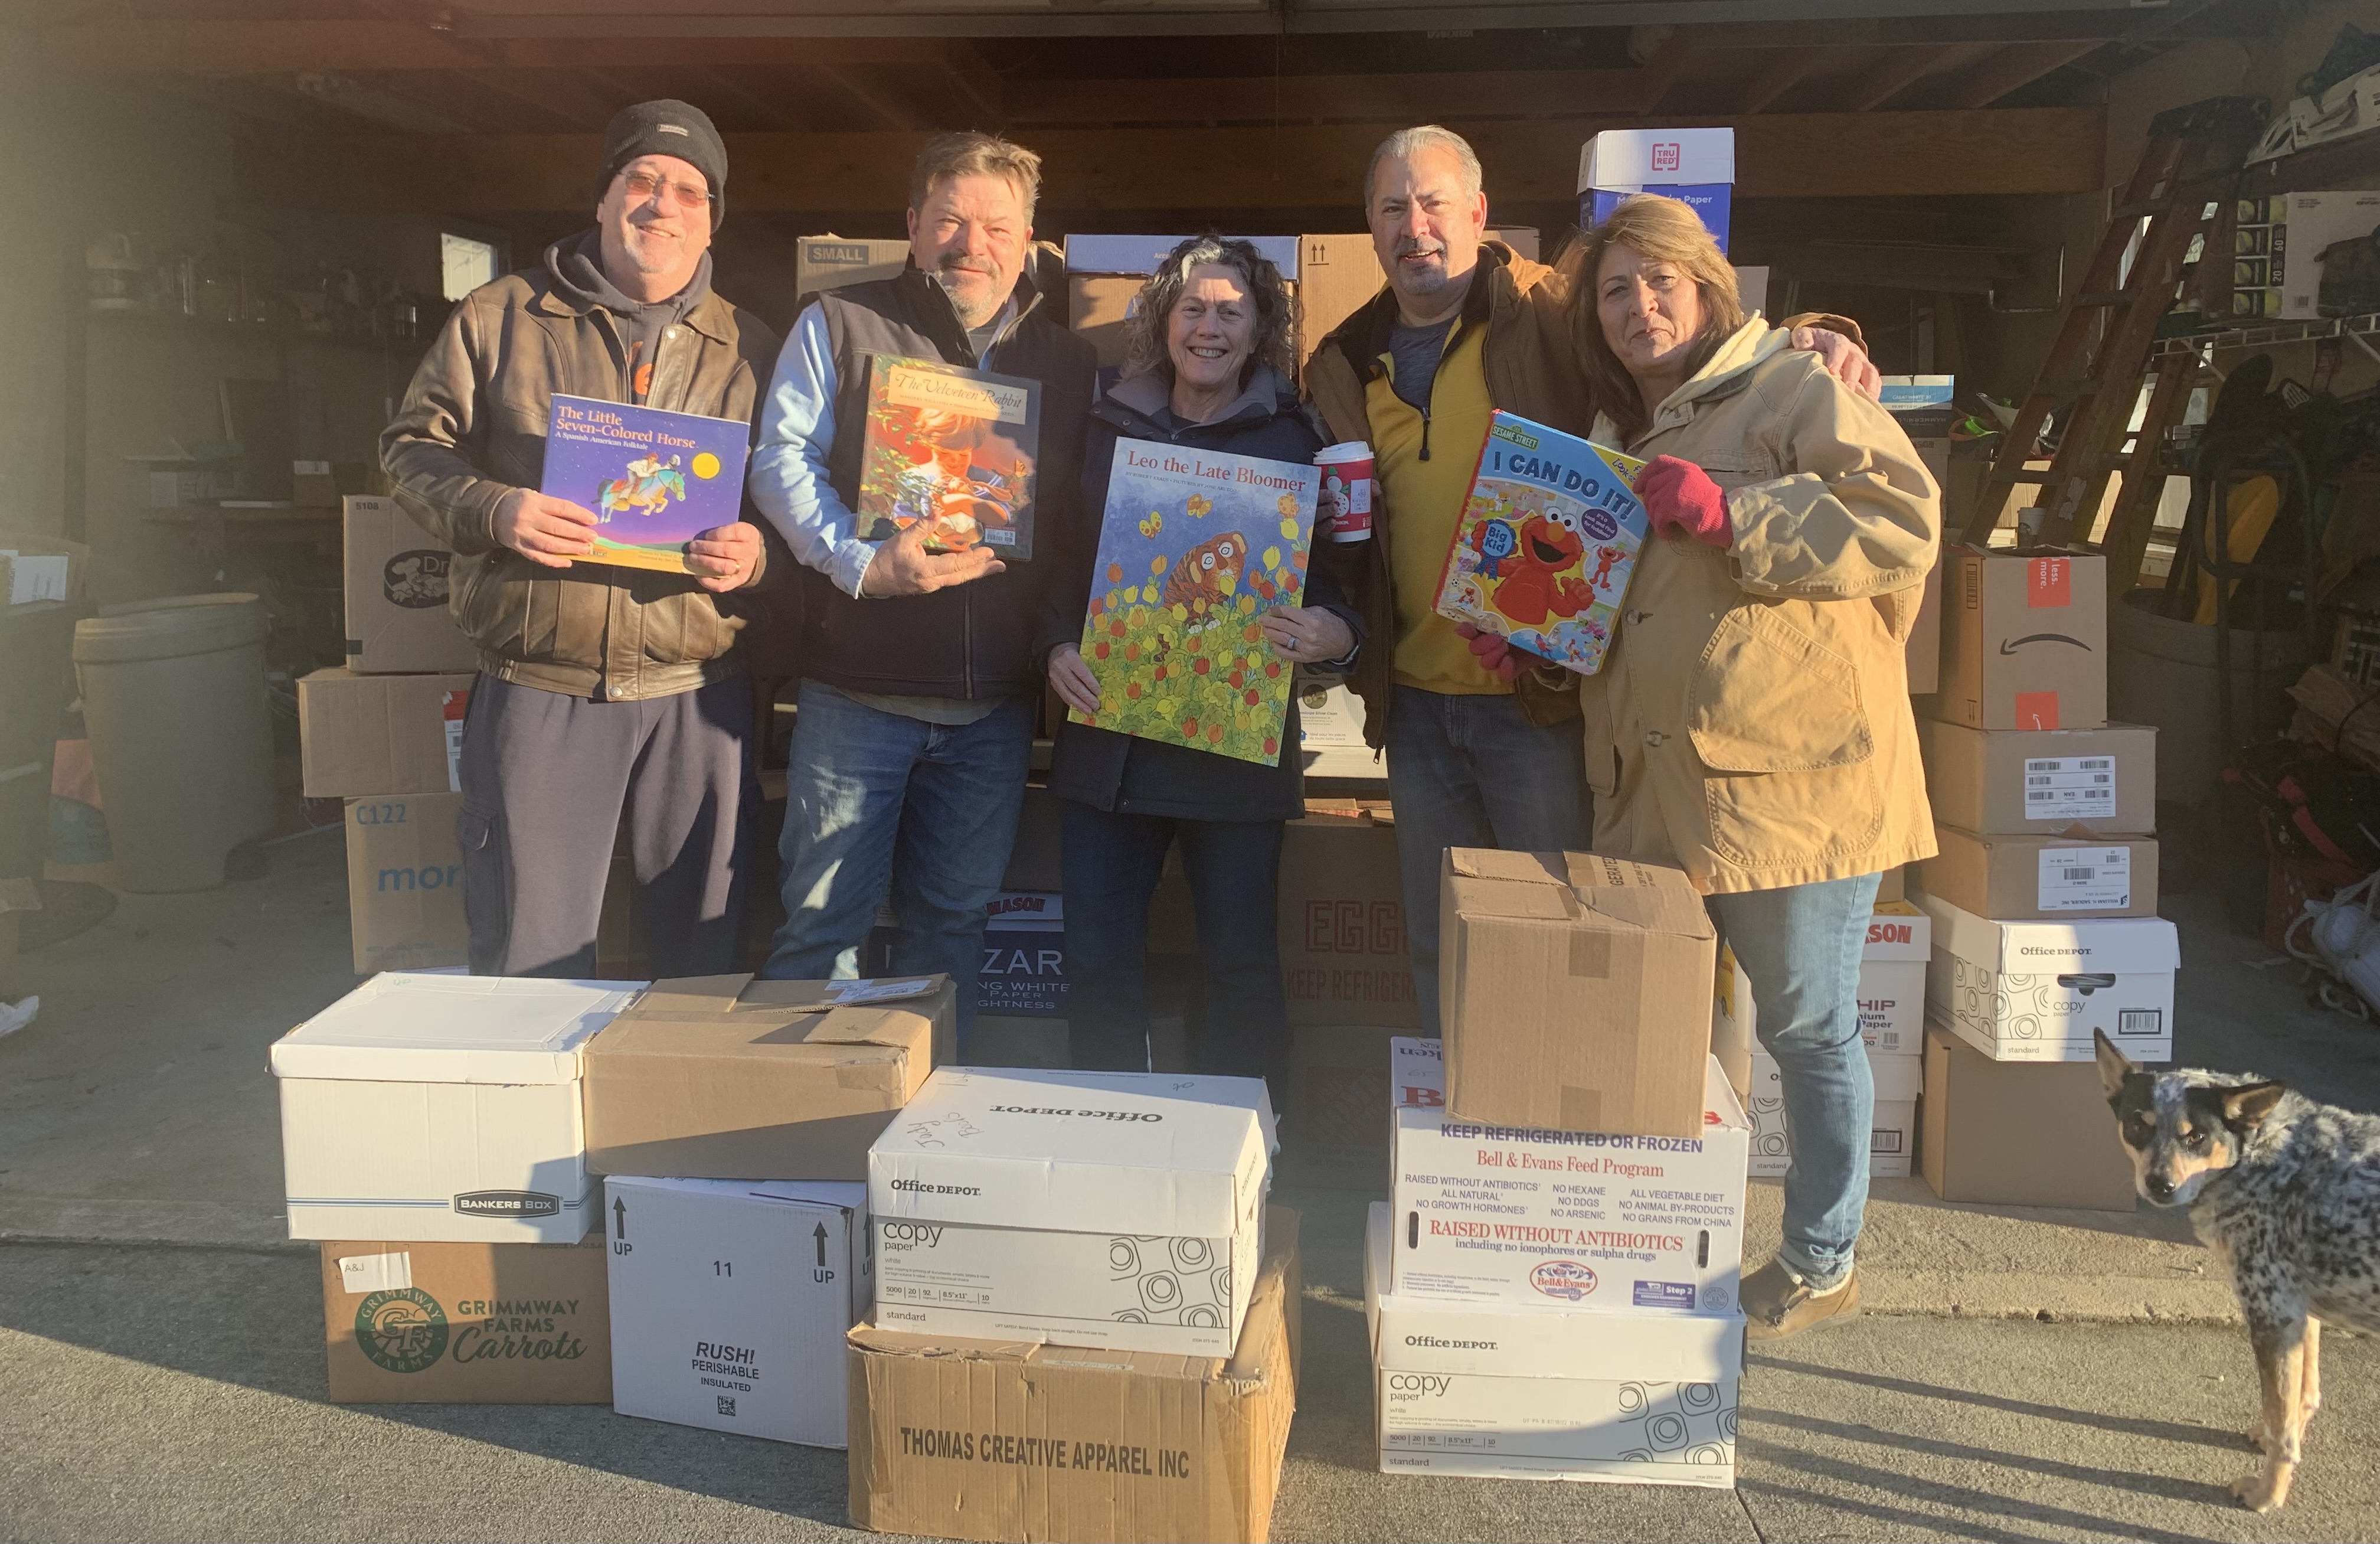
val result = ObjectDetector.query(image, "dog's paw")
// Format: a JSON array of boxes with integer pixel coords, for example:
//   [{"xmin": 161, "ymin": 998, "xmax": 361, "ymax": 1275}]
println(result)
[
  {"xmin": 2232, "ymin": 1471, "xmax": 2289, "ymax": 1513},
  {"xmin": 2246, "ymin": 1422, "xmax": 2271, "ymax": 1452}
]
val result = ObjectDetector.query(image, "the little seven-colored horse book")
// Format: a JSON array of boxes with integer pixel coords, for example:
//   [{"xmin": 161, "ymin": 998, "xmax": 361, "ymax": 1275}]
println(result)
[
  {"xmin": 540, "ymin": 394, "xmax": 752, "ymax": 574},
  {"xmin": 1073, "ymin": 440, "xmax": 1318, "ymax": 767}
]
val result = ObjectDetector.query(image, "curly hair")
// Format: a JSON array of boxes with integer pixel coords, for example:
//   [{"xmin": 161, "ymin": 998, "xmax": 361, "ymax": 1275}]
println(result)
[
  {"xmin": 1122, "ymin": 233, "xmax": 1299, "ymax": 388},
  {"xmin": 1567, "ymin": 193, "xmax": 1745, "ymax": 445}
]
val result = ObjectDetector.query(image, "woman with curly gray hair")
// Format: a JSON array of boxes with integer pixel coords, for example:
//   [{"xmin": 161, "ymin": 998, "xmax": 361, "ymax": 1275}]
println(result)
[{"xmin": 1035, "ymin": 233, "xmax": 1365, "ymax": 1101}]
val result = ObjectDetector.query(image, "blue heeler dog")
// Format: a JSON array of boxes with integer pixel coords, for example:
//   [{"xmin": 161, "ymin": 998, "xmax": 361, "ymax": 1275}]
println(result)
[{"xmin": 2095, "ymin": 1030, "xmax": 2380, "ymax": 1512}]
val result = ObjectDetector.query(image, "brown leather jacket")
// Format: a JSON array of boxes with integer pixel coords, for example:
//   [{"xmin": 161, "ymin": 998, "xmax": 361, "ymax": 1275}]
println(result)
[{"xmin": 381, "ymin": 254, "xmax": 783, "ymax": 700}]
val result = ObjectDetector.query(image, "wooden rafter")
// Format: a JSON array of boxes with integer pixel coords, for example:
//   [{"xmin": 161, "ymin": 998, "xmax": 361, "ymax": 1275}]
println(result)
[
  {"xmin": 939, "ymin": 42, "xmax": 1005, "ymax": 127},
  {"xmin": 822, "ymin": 65, "xmax": 929, "ymax": 132},
  {"xmin": 1005, "ymin": 67, "xmax": 1658, "ymax": 126},
  {"xmin": 1947, "ymin": 40, "xmax": 2104, "ymax": 110},
  {"xmin": 1844, "ymin": 43, "xmax": 1989, "ymax": 112},
  {"xmin": 1738, "ymin": 47, "xmax": 1843, "ymax": 116},
  {"xmin": 458, "ymin": 68, "xmax": 621, "ymax": 131}
]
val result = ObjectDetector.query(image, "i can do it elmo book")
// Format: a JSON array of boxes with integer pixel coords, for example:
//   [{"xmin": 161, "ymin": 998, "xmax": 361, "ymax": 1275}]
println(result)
[
  {"xmin": 1073, "ymin": 440, "xmax": 1318, "ymax": 766},
  {"xmin": 1434, "ymin": 410, "xmax": 1647, "ymax": 675}
]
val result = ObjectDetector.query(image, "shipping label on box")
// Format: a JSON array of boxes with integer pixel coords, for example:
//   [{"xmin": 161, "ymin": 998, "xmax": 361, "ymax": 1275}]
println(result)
[
  {"xmin": 868, "ymin": 1068, "xmax": 1272, "ymax": 1354},
  {"xmin": 342, "ymin": 496, "xmax": 479, "ymax": 674},
  {"xmin": 1744, "ymin": 1052, "xmax": 1919, "ymax": 1180},
  {"xmin": 1933, "ymin": 546, "xmax": 2107, "ymax": 732},
  {"xmin": 1918, "ymin": 720, "xmax": 2156, "ymax": 836},
  {"xmin": 980, "ymin": 890, "xmax": 1067, "ymax": 1017},
  {"xmin": 302, "ymin": 667, "xmax": 475, "ymax": 797},
  {"xmin": 1919, "ymin": 894, "xmax": 2176, "ymax": 1062},
  {"xmin": 321, "ymin": 1236, "xmax": 610, "ymax": 1403},
  {"xmin": 272, "ymin": 974, "xmax": 640, "ymax": 1241},
  {"xmin": 344, "ymin": 792, "xmax": 467, "ymax": 974},
  {"xmin": 604, "ymin": 1176, "xmax": 868, "ymax": 1448},
  {"xmin": 1918, "ymin": 827, "xmax": 2160, "ymax": 919},
  {"xmin": 1389, "ymin": 1038, "xmax": 1748, "ymax": 1315},
  {"xmin": 1280, "ymin": 813, "xmax": 1417, "ymax": 1027}
]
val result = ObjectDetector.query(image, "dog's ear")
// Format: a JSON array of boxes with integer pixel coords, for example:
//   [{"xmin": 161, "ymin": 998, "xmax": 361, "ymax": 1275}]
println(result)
[
  {"xmin": 2093, "ymin": 1029, "xmax": 2135, "ymax": 1104},
  {"xmin": 2218, "ymin": 1081, "xmax": 2287, "ymax": 1134}
]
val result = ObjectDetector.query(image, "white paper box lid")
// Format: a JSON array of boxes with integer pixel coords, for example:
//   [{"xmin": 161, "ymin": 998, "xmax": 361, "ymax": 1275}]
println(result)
[
  {"xmin": 869, "ymin": 1068, "xmax": 1269, "ymax": 1234},
  {"xmin": 993, "ymin": 1066, "xmax": 1280, "ymax": 1154},
  {"xmin": 269, "ymin": 973, "xmax": 643, "ymax": 1084},
  {"xmin": 1917, "ymin": 894, "xmax": 2180, "ymax": 974},
  {"xmin": 1064, "ymin": 233, "xmax": 1301, "ymax": 277},
  {"xmin": 1389, "ymin": 1036, "xmax": 1749, "ymax": 1135},
  {"xmin": 1577, "ymin": 128, "xmax": 1736, "ymax": 192}
]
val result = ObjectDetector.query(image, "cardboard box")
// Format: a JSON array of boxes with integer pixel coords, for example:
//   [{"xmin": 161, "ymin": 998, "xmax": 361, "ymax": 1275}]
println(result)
[
  {"xmin": 869, "ymin": 1068, "xmax": 1274, "ymax": 1354},
  {"xmin": 300, "ymin": 667, "xmax": 473, "ymax": 797},
  {"xmin": 1934, "ymin": 546, "xmax": 2108, "ymax": 731},
  {"xmin": 295, "ymin": 460, "xmax": 372, "ymax": 509},
  {"xmin": 342, "ymin": 495, "xmax": 478, "ymax": 674},
  {"xmin": 1279, "ymin": 1022, "xmax": 1402, "ymax": 1189},
  {"xmin": 1068, "ymin": 273, "xmax": 1146, "ymax": 371},
  {"xmin": 1578, "ymin": 129, "xmax": 1735, "ymax": 250},
  {"xmin": 1389, "ymin": 1037, "xmax": 1749, "ymax": 1315},
  {"xmin": 272, "ymin": 974, "xmax": 642, "ymax": 1242},
  {"xmin": 1876, "ymin": 866, "xmax": 1906, "ymax": 905},
  {"xmin": 982, "ymin": 890, "xmax": 1067, "ymax": 1017},
  {"xmin": 344, "ymin": 792, "xmax": 468, "ymax": 974},
  {"xmin": 1279, "ymin": 810, "xmax": 1417, "ymax": 1028},
  {"xmin": 1918, "ymin": 826, "xmax": 2159, "ymax": 920},
  {"xmin": 1745, "ymin": 1051, "xmax": 1920, "ymax": 1180},
  {"xmin": 793, "ymin": 234, "xmax": 910, "ymax": 301},
  {"xmin": 319, "ymin": 1235, "xmax": 610, "ymax": 1403},
  {"xmin": 2274, "ymin": 190, "xmax": 2380, "ymax": 320},
  {"xmin": 1919, "ymin": 894, "xmax": 2177, "ymax": 1063},
  {"xmin": 0, "ymin": 524, "xmax": 89, "ymax": 605},
  {"xmin": 1290, "ymin": 230, "xmax": 1537, "ymax": 367},
  {"xmin": 1880, "ymin": 377, "xmax": 1951, "ymax": 696},
  {"xmin": 604, "ymin": 1176, "xmax": 869, "ymax": 1447},
  {"xmin": 1918, "ymin": 720, "xmax": 2157, "ymax": 837},
  {"xmin": 1920, "ymin": 1024, "xmax": 2138, "ymax": 1209},
  {"xmin": 582, "ymin": 974, "xmax": 947, "ymax": 1183},
  {"xmin": 848, "ymin": 1207, "xmax": 1300, "ymax": 1544},
  {"xmin": 1364, "ymin": 1202, "xmax": 1740, "ymax": 1487},
  {"xmin": 1439, "ymin": 849, "xmax": 1717, "ymax": 1138}
]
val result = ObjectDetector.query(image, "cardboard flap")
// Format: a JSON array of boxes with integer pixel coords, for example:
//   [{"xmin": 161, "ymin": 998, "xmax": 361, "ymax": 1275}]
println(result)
[
  {"xmin": 1446, "ymin": 847, "xmax": 1566, "ymax": 886},
  {"xmin": 1444, "ymin": 848, "xmax": 1578, "ymax": 921},
  {"xmin": 627, "ymin": 974, "xmax": 755, "ymax": 1015},
  {"xmin": 803, "ymin": 1006, "xmax": 936, "ymax": 1053},
  {"xmin": 1562, "ymin": 853, "xmax": 1716, "ymax": 939}
]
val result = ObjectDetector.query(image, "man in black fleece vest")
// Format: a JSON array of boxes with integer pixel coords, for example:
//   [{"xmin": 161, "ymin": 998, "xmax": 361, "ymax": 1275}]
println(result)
[{"xmin": 748, "ymin": 132, "xmax": 1095, "ymax": 1041}]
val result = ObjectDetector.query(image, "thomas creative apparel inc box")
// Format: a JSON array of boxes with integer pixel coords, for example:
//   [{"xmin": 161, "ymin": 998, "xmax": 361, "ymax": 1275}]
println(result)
[{"xmin": 868, "ymin": 1069, "xmax": 1275, "ymax": 1355}]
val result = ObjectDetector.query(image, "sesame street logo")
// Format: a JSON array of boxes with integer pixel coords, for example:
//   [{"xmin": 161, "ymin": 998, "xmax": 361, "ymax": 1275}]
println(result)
[{"xmin": 356, "ymin": 1287, "xmax": 449, "ymax": 1374}]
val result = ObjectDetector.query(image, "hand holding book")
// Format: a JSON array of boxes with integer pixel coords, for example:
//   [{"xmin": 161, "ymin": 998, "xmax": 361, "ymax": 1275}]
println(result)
[
  {"xmin": 858, "ymin": 520, "xmax": 1007, "ymax": 598},
  {"xmin": 494, "ymin": 488, "xmax": 602, "ymax": 568}
]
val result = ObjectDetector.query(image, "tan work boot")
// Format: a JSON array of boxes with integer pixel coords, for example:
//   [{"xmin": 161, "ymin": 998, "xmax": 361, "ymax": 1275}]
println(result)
[{"xmin": 1741, "ymin": 1258, "xmax": 1860, "ymax": 1341}]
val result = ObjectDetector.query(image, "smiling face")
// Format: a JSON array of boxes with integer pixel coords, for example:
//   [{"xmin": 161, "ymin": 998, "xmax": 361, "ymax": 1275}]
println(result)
[
  {"xmin": 908, "ymin": 171, "xmax": 1032, "ymax": 329},
  {"xmin": 1521, "ymin": 511, "xmax": 1584, "ymax": 568},
  {"xmin": 597, "ymin": 154, "xmax": 712, "ymax": 299},
  {"xmin": 1596, "ymin": 241, "xmax": 1709, "ymax": 381},
  {"xmin": 1366, "ymin": 144, "xmax": 1487, "ymax": 314},
  {"xmin": 1167, "ymin": 263, "xmax": 1257, "ymax": 398}
]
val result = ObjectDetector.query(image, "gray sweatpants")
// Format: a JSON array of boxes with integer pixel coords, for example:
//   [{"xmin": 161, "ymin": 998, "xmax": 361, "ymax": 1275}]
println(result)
[{"xmin": 456, "ymin": 672, "xmax": 755, "ymax": 978}]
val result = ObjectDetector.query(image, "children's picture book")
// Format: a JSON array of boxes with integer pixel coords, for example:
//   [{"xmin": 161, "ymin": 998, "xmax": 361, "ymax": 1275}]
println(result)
[
  {"xmin": 1072, "ymin": 440, "xmax": 1318, "ymax": 766},
  {"xmin": 1434, "ymin": 410, "xmax": 1648, "ymax": 675},
  {"xmin": 855, "ymin": 354, "xmax": 1041, "ymax": 560},
  {"xmin": 540, "ymin": 394, "xmax": 751, "ymax": 574}
]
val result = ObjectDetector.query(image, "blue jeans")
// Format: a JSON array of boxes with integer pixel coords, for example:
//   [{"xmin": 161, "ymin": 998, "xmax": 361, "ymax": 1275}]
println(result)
[
  {"xmin": 1706, "ymin": 871, "xmax": 1883, "ymax": 1292},
  {"xmin": 1384, "ymin": 685, "xmax": 1594, "ymax": 1034},
  {"xmin": 762, "ymin": 681, "xmax": 1033, "ymax": 1048},
  {"xmin": 1061, "ymin": 802, "xmax": 1290, "ymax": 1101}
]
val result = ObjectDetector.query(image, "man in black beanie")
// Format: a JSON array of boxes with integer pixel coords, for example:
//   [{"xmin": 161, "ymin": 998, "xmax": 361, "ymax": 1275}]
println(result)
[{"xmin": 381, "ymin": 99, "xmax": 783, "ymax": 978}]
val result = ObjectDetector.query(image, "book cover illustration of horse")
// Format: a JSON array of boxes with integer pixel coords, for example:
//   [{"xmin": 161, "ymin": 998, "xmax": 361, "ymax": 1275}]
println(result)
[
  {"xmin": 538, "ymin": 394, "xmax": 753, "ymax": 573},
  {"xmin": 1073, "ymin": 439, "xmax": 1318, "ymax": 765},
  {"xmin": 1434, "ymin": 410, "xmax": 1648, "ymax": 676},
  {"xmin": 855, "ymin": 354, "xmax": 1041, "ymax": 560}
]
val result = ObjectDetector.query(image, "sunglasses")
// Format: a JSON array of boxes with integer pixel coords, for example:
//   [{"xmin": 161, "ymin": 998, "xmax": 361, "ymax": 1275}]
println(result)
[{"xmin": 619, "ymin": 170, "xmax": 712, "ymax": 209}]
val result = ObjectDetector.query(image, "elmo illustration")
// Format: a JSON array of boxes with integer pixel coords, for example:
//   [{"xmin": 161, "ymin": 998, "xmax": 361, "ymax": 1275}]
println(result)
[{"xmin": 1493, "ymin": 510, "xmax": 1596, "ymax": 625}]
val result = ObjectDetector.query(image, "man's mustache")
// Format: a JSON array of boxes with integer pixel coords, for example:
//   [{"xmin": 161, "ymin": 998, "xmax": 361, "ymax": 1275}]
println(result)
[
  {"xmin": 938, "ymin": 256, "xmax": 997, "ymax": 275},
  {"xmin": 1394, "ymin": 239, "xmax": 1446, "ymax": 259}
]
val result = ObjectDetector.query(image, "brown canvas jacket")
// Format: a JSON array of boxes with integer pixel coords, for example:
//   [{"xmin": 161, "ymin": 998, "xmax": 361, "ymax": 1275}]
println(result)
[{"xmin": 381, "ymin": 259, "xmax": 782, "ymax": 701}]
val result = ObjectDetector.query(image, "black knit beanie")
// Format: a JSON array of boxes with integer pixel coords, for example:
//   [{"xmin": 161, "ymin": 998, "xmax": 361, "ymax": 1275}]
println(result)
[{"xmin": 596, "ymin": 99, "xmax": 728, "ymax": 230}]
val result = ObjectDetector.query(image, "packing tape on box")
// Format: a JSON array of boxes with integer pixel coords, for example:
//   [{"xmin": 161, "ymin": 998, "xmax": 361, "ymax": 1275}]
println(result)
[{"xmin": 1569, "ymin": 931, "xmax": 1611, "ymax": 978}]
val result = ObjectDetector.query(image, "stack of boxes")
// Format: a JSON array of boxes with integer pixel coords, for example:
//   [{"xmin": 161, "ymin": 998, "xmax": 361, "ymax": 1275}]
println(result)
[
  {"xmin": 1364, "ymin": 849, "xmax": 1751, "ymax": 1487},
  {"xmin": 1913, "ymin": 546, "xmax": 2178, "ymax": 1209}
]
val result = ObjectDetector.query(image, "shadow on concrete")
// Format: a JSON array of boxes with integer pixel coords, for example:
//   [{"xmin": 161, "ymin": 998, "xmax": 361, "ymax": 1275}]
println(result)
[{"xmin": 1746, "ymin": 1354, "xmax": 2246, "ymax": 1451}]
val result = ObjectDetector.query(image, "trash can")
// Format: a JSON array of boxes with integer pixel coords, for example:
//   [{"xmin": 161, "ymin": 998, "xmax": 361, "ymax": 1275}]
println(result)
[
  {"xmin": 73, "ymin": 593, "xmax": 276, "ymax": 892},
  {"xmin": 2108, "ymin": 587, "xmax": 2310, "ymax": 815}
]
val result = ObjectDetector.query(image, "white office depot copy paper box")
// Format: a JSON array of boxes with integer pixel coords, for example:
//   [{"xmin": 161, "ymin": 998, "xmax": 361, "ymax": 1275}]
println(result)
[
  {"xmin": 272, "ymin": 974, "xmax": 643, "ymax": 1242},
  {"xmin": 1918, "ymin": 895, "xmax": 2177, "ymax": 1063},
  {"xmin": 1388, "ymin": 1038, "xmax": 1748, "ymax": 1315},
  {"xmin": 1364, "ymin": 1204, "xmax": 1740, "ymax": 1487},
  {"xmin": 603, "ymin": 1176, "xmax": 868, "ymax": 1448},
  {"xmin": 1745, "ymin": 1052, "xmax": 1920, "ymax": 1180},
  {"xmin": 868, "ymin": 1068, "xmax": 1273, "ymax": 1354}
]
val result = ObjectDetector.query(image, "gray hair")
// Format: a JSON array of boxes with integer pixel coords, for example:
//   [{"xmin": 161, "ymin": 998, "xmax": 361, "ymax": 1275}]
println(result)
[
  {"xmin": 1364, "ymin": 125, "xmax": 1484, "ymax": 211},
  {"xmin": 1122, "ymin": 233, "xmax": 1298, "ymax": 387}
]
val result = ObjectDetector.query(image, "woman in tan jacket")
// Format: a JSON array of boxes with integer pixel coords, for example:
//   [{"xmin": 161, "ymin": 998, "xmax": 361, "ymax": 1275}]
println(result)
[{"xmin": 1542, "ymin": 194, "xmax": 1937, "ymax": 1340}]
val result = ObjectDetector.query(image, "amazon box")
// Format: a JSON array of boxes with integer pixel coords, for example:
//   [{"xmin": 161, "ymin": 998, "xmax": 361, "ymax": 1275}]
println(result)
[
  {"xmin": 320, "ymin": 1235, "xmax": 610, "ymax": 1403},
  {"xmin": 848, "ymin": 1207, "xmax": 1300, "ymax": 1544},
  {"xmin": 1917, "ymin": 826, "xmax": 2160, "ymax": 919},
  {"xmin": 581, "ymin": 974, "xmax": 948, "ymax": 1183},
  {"xmin": 1919, "ymin": 720, "xmax": 2157, "ymax": 836},
  {"xmin": 1920, "ymin": 1024, "xmax": 2138, "ymax": 1209},
  {"xmin": 300, "ymin": 667, "xmax": 472, "ymax": 797},
  {"xmin": 344, "ymin": 792, "xmax": 467, "ymax": 974},
  {"xmin": 1934, "ymin": 546, "xmax": 2107, "ymax": 731},
  {"xmin": 1439, "ymin": 848, "xmax": 1717, "ymax": 1138},
  {"xmin": 342, "ymin": 495, "xmax": 478, "ymax": 673},
  {"xmin": 1279, "ymin": 809, "xmax": 1418, "ymax": 1027}
]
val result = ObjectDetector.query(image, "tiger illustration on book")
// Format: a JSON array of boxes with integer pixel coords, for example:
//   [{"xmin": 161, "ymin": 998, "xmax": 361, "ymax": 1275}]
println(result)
[{"xmin": 1161, "ymin": 532, "xmax": 1245, "ymax": 630}]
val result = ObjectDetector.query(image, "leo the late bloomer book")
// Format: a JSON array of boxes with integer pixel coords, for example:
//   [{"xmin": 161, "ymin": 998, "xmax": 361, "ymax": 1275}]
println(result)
[
  {"xmin": 855, "ymin": 354, "xmax": 1041, "ymax": 560},
  {"xmin": 539, "ymin": 394, "xmax": 753, "ymax": 574}
]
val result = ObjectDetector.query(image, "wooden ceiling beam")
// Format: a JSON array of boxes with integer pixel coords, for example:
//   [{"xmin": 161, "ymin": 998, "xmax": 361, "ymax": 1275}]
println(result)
[
  {"xmin": 1003, "ymin": 67, "xmax": 1653, "ymax": 127},
  {"xmin": 39, "ymin": 22, "xmax": 959, "ymax": 74},
  {"xmin": 680, "ymin": 66, "xmax": 803, "ymax": 132},
  {"xmin": 233, "ymin": 107, "xmax": 2107, "ymax": 213},
  {"xmin": 456, "ymin": 68, "xmax": 621, "ymax": 131},
  {"xmin": 939, "ymin": 42, "xmax": 1005, "ymax": 127},
  {"xmin": 1842, "ymin": 43, "xmax": 1987, "ymax": 113},
  {"xmin": 822, "ymin": 66, "xmax": 930, "ymax": 133},
  {"xmin": 1946, "ymin": 40, "xmax": 2105, "ymax": 110},
  {"xmin": 1736, "ymin": 47, "xmax": 1843, "ymax": 116}
]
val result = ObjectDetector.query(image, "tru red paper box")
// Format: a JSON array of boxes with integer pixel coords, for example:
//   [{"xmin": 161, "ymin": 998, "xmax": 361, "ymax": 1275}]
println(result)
[
  {"xmin": 1934, "ymin": 546, "xmax": 2108, "ymax": 731},
  {"xmin": 1388, "ymin": 1037, "xmax": 1749, "ymax": 1315},
  {"xmin": 1918, "ymin": 894, "xmax": 2176, "ymax": 1063},
  {"xmin": 1578, "ymin": 128, "xmax": 1735, "ymax": 250},
  {"xmin": 1364, "ymin": 1203, "xmax": 1741, "ymax": 1487}
]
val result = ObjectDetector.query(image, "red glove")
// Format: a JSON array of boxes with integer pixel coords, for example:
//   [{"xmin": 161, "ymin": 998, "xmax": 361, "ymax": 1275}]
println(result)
[
  {"xmin": 1638, "ymin": 456, "xmax": 1731, "ymax": 547},
  {"xmin": 1455, "ymin": 622, "xmax": 1524, "ymax": 683}
]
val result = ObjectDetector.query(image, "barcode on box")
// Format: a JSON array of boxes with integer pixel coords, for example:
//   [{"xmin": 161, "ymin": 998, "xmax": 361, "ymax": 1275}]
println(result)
[
  {"xmin": 1871, "ymin": 1130, "xmax": 1904, "ymax": 1154},
  {"xmin": 2117, "ymin": 1009, "xmax": 2163, "ymax": 1036},
  {"xmin": 2061, "ymin": 866, "xmax": 2095, "ymax": 881}
]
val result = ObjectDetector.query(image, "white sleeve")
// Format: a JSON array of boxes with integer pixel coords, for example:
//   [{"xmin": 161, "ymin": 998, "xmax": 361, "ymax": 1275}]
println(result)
[{"xmin": 747, "ymin": 302, "xmax": 877, "ymax": 598}]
